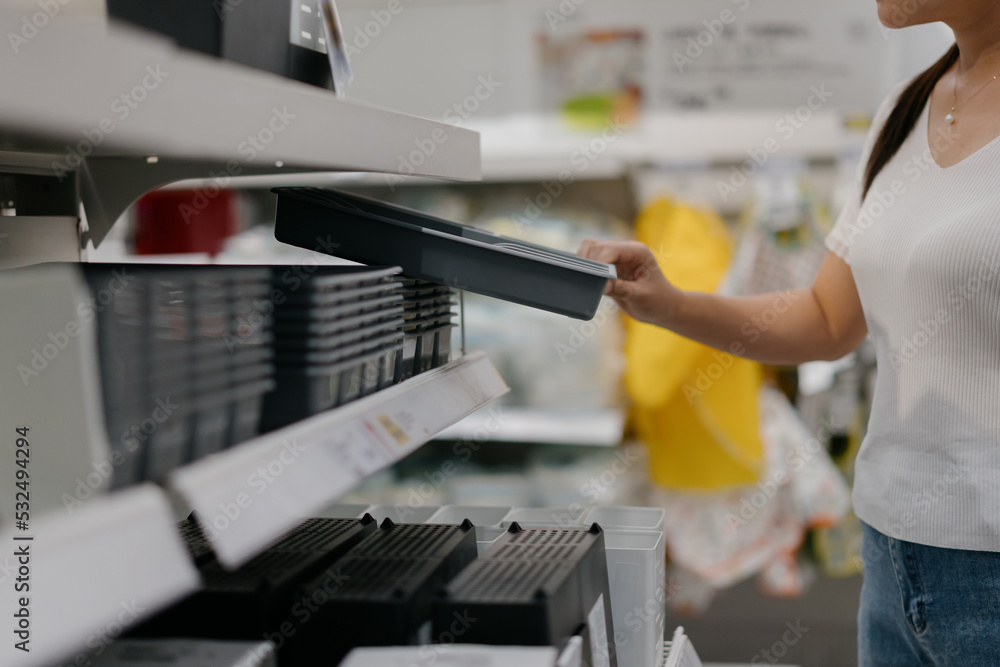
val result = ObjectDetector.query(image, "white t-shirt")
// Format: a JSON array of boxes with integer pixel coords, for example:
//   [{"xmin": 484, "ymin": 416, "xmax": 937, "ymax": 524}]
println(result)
[{"xmin": 826, "ymin": 79, "xmax": 1000, "ymax": 551}]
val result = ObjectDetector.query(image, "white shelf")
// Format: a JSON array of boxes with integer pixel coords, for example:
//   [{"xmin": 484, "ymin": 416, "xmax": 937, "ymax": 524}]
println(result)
[
  {"xmin": 168, "ymin": 351, "xmax": 508, "ymax": 569},
  {"xmin": 0, "ymin": 485, "xmax": 200, "ymax": 667},
  {"xmin": 470, "ymin": 112, "xmax": 845, "ymax": 182},
  {"xmin": 0, "ymin": 9, "xmax": 481, "ymax": 246},
  {"xmin": 437, "ymin": 407, "xmax": 625, "ymax": 447}
]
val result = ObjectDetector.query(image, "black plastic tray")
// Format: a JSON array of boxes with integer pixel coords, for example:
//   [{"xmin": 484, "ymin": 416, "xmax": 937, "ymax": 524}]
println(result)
[
  {"xmin": 287, "ymin": 520, "xmax": 478, "ymax": 665},
  {"xmin": 261, "ymin": 343, "xmax": 401, "ymax": 431},
  {"xmin": 432, "ymin": 522, "xmax": 617, "ymax": 666},
  {"xmin": 130, "ymin": 516, "xmax": 378, "ymax": 648},
  {"xmin": 272, "ymin": 293, "xmax": 404, "ymax": 323},
  {"xmin": 272, "ymin": 188, "xmax": 615, "ymax": 320},
  {"xmin": 280, "ymin": 265, "xmax": 401, "ymax": 291},
  {"xmin": 278, "ymin": 282, "xmax": 400, "ymax": 308},
  {"xmin": 274, "ymin": 317, "xmax": 403, "ymax": 352},
  {"xmin": 273, "ymin": 306, "xmax": 404, "ymax": 338}
]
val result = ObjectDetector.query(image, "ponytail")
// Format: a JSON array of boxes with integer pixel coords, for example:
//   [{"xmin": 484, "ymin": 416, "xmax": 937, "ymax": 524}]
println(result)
[{"xmin": 863, "ymin": 44, "xmax": 959, "ymax": 197}]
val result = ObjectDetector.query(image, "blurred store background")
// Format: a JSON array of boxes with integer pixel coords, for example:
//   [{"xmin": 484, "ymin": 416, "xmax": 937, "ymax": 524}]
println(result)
[{"xmin": 69, "ymin": 2, "xmax": 955, "ymax": 665}]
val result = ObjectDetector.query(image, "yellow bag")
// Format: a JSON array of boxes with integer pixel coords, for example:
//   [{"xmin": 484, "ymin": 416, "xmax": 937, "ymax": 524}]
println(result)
[{"xmin": 626, "ymin": 198, "xmax": 764, "ymax": 489}]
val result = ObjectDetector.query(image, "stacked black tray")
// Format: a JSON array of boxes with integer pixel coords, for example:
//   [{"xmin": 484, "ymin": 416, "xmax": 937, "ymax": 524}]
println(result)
[
  {"xmin": 261, "ymin": 266, "xmax": 405, "ymax": 431},
  {"xmin": 132, "ymin": 516, "xmax": 378, "ymax": 645},
  {"xmin": 396, "ymin": 278, "xmax": 457, "ymax": 381},
  {"xmin": 85, "ymin": 264, "xmax": 275, "ymax": 488},
  {"xmin": 432, "ymin": 522, "xmax": 618, "ymax": 667},
  {"xmin": 288, "ymin": 519, "xmax": 478, "ymax": 665}
]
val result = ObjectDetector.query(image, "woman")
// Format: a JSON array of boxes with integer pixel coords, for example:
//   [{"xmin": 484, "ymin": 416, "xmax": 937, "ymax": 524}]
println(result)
[{"xmin": 579, "ymin": 1, "xmax": 1000, "ymax": 663}]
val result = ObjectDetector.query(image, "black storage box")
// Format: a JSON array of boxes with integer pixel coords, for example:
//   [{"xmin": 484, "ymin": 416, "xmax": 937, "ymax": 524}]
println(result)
[
  {"xmin": 85, "ymin": 264, "xmax": 274, "ymax": 487},
  {"xmin": 286, "ymin": 519, "xmax": 478, "ymax": 665},
  {"xmin": 432, "ymin": 522, "xmax": 618, "ymax": 667},
  {"xmin": 131, "ymin": 516, "xmax": 377, "ymax": 643}
]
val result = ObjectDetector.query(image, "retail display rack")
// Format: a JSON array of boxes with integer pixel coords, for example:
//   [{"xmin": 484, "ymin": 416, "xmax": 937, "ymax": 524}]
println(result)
[{"xmin": 0, "ymin": 10, "xmax": 504, "ymax": 667}]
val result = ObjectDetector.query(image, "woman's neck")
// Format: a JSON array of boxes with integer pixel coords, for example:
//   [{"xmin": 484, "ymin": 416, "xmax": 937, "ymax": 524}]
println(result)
[{"xmin": 949, "ymin": 4, "xmax": 1000, "ymax": 74}]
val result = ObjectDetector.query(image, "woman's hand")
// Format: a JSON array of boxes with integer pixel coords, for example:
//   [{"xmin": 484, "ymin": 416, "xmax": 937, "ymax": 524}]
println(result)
[
  {"xmin": 577, "ymin": 239, "xmax": 682, "ymax": 326},
  {"xmin": 579, "ymin": 241, "xmax": 867, "ymax": 365}
]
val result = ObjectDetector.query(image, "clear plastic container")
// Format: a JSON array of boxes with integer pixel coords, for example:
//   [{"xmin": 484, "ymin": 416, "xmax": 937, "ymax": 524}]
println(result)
[
  {"xmin": 500, "ymin": 506, "xmax": 587, "ymax": 528},
  {"xmin": 426, "ymin": 505, "xmax": 512, "ymax": 527},
  {"xmin": 474, "ymin": 525, "xmax": 507, "ymax": 556},
  {"xmin": 604, "ymin": 528, "xmax": 666, "ymax": 667},
  {"xmin": 583, "ymin": 506, "xmax": 666, "ymax": 533},
  {"xmin": 583, "ymin": 506, "xmax": 667, "ymax": 581}
]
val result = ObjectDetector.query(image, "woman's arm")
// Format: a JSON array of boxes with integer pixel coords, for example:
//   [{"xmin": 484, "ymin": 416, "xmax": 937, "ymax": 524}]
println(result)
[{"xmin": 577, "ymin": 240, "xmax": 868, "ymax": 365}]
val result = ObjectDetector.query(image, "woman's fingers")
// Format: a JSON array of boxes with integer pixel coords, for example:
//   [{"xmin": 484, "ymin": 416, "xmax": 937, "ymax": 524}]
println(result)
[
  {"xmin": 578, "ymin": 239, "xmax": 653, "ymax": 272},
  {"xmin": 578, "ymin": 238, "xmax": 614, "ymax": 262}
]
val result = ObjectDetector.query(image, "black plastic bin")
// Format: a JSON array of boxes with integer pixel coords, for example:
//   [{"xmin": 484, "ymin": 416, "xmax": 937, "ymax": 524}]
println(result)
[
  {"xmin": 82, "ymin": 264, "xmax": 274, "ymax": 488},
  {"xmin": 272, "ymin": 188, "xmax": 615, "ymax": 320},
  {"xmin": 432, "ymin": 522, "xmax": 618, "ymax": 667},
  {"xmin": 286, "ymin": 519, "xmax": 478, "ymax": 665},
  {"xmin": 130, "ymin": 516, "xmax": 378, "ymax": 645}
]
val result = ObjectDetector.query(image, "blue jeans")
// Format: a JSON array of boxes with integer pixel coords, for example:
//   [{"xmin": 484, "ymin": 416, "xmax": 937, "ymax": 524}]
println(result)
[{"xmin": 859, "ymin": 521, "xmax": 1000, "ymax": 665}]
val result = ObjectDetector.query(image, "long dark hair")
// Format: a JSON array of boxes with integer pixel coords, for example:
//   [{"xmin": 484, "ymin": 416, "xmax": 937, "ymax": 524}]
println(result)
[{"xmin": 863, "ymin": 44, "xmax": 960, "ymax": 197}]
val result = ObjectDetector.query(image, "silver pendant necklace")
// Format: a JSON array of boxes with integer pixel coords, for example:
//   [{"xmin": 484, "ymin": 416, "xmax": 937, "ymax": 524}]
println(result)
[{"xmin": 946, "ymin": 70, "xmax": 998, "ymax": 125}]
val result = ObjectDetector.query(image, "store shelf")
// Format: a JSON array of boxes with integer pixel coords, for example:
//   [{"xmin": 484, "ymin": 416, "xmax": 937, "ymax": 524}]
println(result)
[
  {"xmin": 0, "ymin": 9, "xmax": 481, "ymax": 247},
  {"xmin": 0, "ymin": 485, "xmax": 199, "ymax": 667},
  {"xmin": 168, "ymin": 351, "xmax": 508, "ymax": 569},
  {"xmin": 437, "ymin": 407, "xmax": 625, "ymax": 446},
  {"xmin": 163, "ymin": 108, "xmax": 847, "ymax": 193},
  {"xmin": 470, "ymin": 112, "xmax": 845, "ymax": 182}
]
